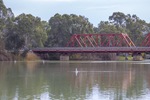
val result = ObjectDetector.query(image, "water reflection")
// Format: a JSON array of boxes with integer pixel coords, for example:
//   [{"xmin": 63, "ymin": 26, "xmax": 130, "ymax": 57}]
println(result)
[{"xmin": 0, "ymin": 61, "xmax": 150, "ymax": 100}]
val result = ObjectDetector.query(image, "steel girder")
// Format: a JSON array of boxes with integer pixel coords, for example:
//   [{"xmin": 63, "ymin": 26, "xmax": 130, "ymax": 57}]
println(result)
[{"xmin": 67, "ymin": 33, "xmax": 135, "ymax": 47}]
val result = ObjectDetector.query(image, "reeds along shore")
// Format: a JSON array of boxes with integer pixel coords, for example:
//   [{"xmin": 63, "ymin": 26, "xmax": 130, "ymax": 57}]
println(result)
[
  {"xmin": 0, "ymin": 51, "xmax": 40, "ymax": 61},
  {"xmin": 25, "ymin": 52, "xmax": 40, "ymax": 61}
]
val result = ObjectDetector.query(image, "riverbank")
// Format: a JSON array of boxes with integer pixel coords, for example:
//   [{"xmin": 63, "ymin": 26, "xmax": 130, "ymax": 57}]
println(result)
[
  {"xmin": 0, "ymin": 51, "xmax": 40, "ymax": 61},
  {"xmin": 0, "ymin": 51, "xmax": 12, "ymax": 61},
  {"xmin": 0, "ymin": 51, "xmax": 144, "ymax": 61}
]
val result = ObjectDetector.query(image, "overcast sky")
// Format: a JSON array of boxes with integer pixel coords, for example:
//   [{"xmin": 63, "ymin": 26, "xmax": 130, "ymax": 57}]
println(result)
[{"xmin": 3, "ymin": 0, "xmax": 150, "ymax": 26}]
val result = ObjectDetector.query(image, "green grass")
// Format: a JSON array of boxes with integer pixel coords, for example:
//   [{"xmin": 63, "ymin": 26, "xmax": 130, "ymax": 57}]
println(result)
[{"xmin": 117, "ymin": 55, "xmax": 133, "ymax": 61}]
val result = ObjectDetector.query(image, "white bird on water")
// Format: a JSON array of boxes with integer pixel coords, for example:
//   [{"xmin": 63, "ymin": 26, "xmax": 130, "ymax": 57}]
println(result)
[
  {"xmin": 75, "ymin": 68, "xmax": 78, "ymax": 76},
  {"xmin": 42, "ymin": 60, "xmax": 45, "ymax": 64}
]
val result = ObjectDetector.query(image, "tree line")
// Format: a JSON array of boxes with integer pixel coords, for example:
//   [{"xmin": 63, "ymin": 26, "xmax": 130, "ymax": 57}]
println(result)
[{"xmin": 1, "ymin": 0, "xmax": 150, "ymax": 53}]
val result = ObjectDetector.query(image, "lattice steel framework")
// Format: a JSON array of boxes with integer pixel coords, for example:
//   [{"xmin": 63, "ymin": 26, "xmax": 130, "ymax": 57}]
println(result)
[
  {"xmin": 141, "ymin": 33, "xmax": 150, "ymax": 47},
  {"xmin": 67, "ymin": 33, "xmax": 135, "ymax": 47}
]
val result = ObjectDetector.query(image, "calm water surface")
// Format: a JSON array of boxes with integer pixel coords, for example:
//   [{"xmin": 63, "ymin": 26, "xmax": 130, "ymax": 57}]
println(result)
[{"xmin": 0, "ymin": 61, "xmax": 150, "ymax": 100}]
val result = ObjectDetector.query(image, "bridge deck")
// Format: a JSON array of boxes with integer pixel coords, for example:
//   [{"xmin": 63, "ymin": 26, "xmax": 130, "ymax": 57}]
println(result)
[{"xmin": 32, "ymin": 47, "xmax": 150, "ymax": 53}]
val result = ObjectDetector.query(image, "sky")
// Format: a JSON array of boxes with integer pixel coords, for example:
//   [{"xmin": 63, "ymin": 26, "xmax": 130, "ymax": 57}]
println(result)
[{"xmin": 3, "ymin": 0, "xmax": 150, "ymax": 26}]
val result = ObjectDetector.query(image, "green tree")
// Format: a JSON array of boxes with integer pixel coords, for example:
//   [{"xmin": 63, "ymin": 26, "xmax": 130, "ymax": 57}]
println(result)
[
  {"xmin": 0, "ymin": 0, "xmax": 14, "ymax": 50},
  {"xmin": 125, "ymin": 14, "xmax": 148, "ymax": 44},
  {"xmin": 4, "ymin": 20, "xmax": 24, "ymax": 50},
  {"xmin": 109, "ymin": 12, "xmax": 126, "ymax": 28},
  {"xmin": 5, "ymin": 14, "xmax": 48, "ymax": 50},
  {"xmin": 98, "ymin": 12, "xmax": 150, "ymax": 45},
  {"xmin": 98, "ymin": 21, "xmax": 126, "ymax": 33},
  {"xmin": 46, "ymin": 13, "xmax": 94, "ymax": 47}
]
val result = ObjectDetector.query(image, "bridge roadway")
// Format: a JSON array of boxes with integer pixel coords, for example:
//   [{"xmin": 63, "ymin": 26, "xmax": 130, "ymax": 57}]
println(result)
[{"xmin": 32, "ymin": 47, "xmax": 150, "ymax": 53}]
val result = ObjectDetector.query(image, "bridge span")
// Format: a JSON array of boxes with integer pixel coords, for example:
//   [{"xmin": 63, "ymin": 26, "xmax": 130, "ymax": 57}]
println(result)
[
  {"xmin": 32, "ymin": 47, "xmax": 150, "ymax": 53},
  {"xmin": 31, "ymin": 33, "xmax": 150, "ymax": 60},
  {"xmin": 32, "ymin": 33, "xmax": 150, "ymax": 54}
]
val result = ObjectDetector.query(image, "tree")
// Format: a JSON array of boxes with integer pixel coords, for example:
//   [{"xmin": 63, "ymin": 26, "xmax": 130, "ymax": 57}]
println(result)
[
  {"xmin": 98, "ymin": 12, "xmax": 150, "ymax": 45},
  {"xmin": 109, "ymin": 12, "xmax": 126, "ymax": 28},
  {"xmin": 4, "ymin": 21, "xmax": 24, "ymax": 50},
  {"xmin": 46, "ymin": 13, "xmax": 94, "ymax": 47},
  {"xmin": 0, "ymin": 0, "xmax": 14, "ymax": 50},
  {"xmin": 125, "ymin": 14, "xmax": 148, "ymax": 44},
  {"xmin": 5, "ymin": 14, "xmax": 48, "ymax": 50},
  {"xmin": 98, "ymin": 21, "xmax": 126, "ymax": 33}
]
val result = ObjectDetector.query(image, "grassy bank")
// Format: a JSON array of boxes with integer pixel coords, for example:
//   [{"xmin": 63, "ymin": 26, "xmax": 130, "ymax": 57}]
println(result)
[{"xmin": 117, "ymin": 55, "xmax": 133, "ymax": 61}]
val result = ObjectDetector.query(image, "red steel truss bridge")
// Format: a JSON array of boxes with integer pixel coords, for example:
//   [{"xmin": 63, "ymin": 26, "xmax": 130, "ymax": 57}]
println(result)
[{"xmin": 32, "ymin": 33, "xmax": 150, "ymax": 54}]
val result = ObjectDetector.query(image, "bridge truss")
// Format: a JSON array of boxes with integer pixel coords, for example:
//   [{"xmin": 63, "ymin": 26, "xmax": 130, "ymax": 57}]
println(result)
[
  {"xmin": 67, "ymin": 33, "xmax": 135, "ymax": 47},
  {"xmin": 142, "ymin": 33, "xmax": 150, "ymax": 47}
]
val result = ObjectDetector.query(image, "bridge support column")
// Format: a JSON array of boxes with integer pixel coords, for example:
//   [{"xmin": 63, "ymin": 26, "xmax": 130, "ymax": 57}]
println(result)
[
  {"xmin": 60, "ymin": 55, "xmax": 69, "ymax": 61},
  {"xmin": 132, "ymin": 53, "xmax": 143, "ymax": 61}
]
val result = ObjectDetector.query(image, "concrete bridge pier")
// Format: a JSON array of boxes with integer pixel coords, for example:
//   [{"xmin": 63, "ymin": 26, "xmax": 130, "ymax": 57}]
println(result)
[{"xmin": 60, "ymin": 54, "xmax": 69, "ymax": 61}]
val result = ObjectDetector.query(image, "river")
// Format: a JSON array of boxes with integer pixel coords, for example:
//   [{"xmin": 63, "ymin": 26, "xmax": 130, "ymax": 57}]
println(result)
[{"xmin": 0, "ymin": 61, "xmax": 150, "ymax": 100}]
